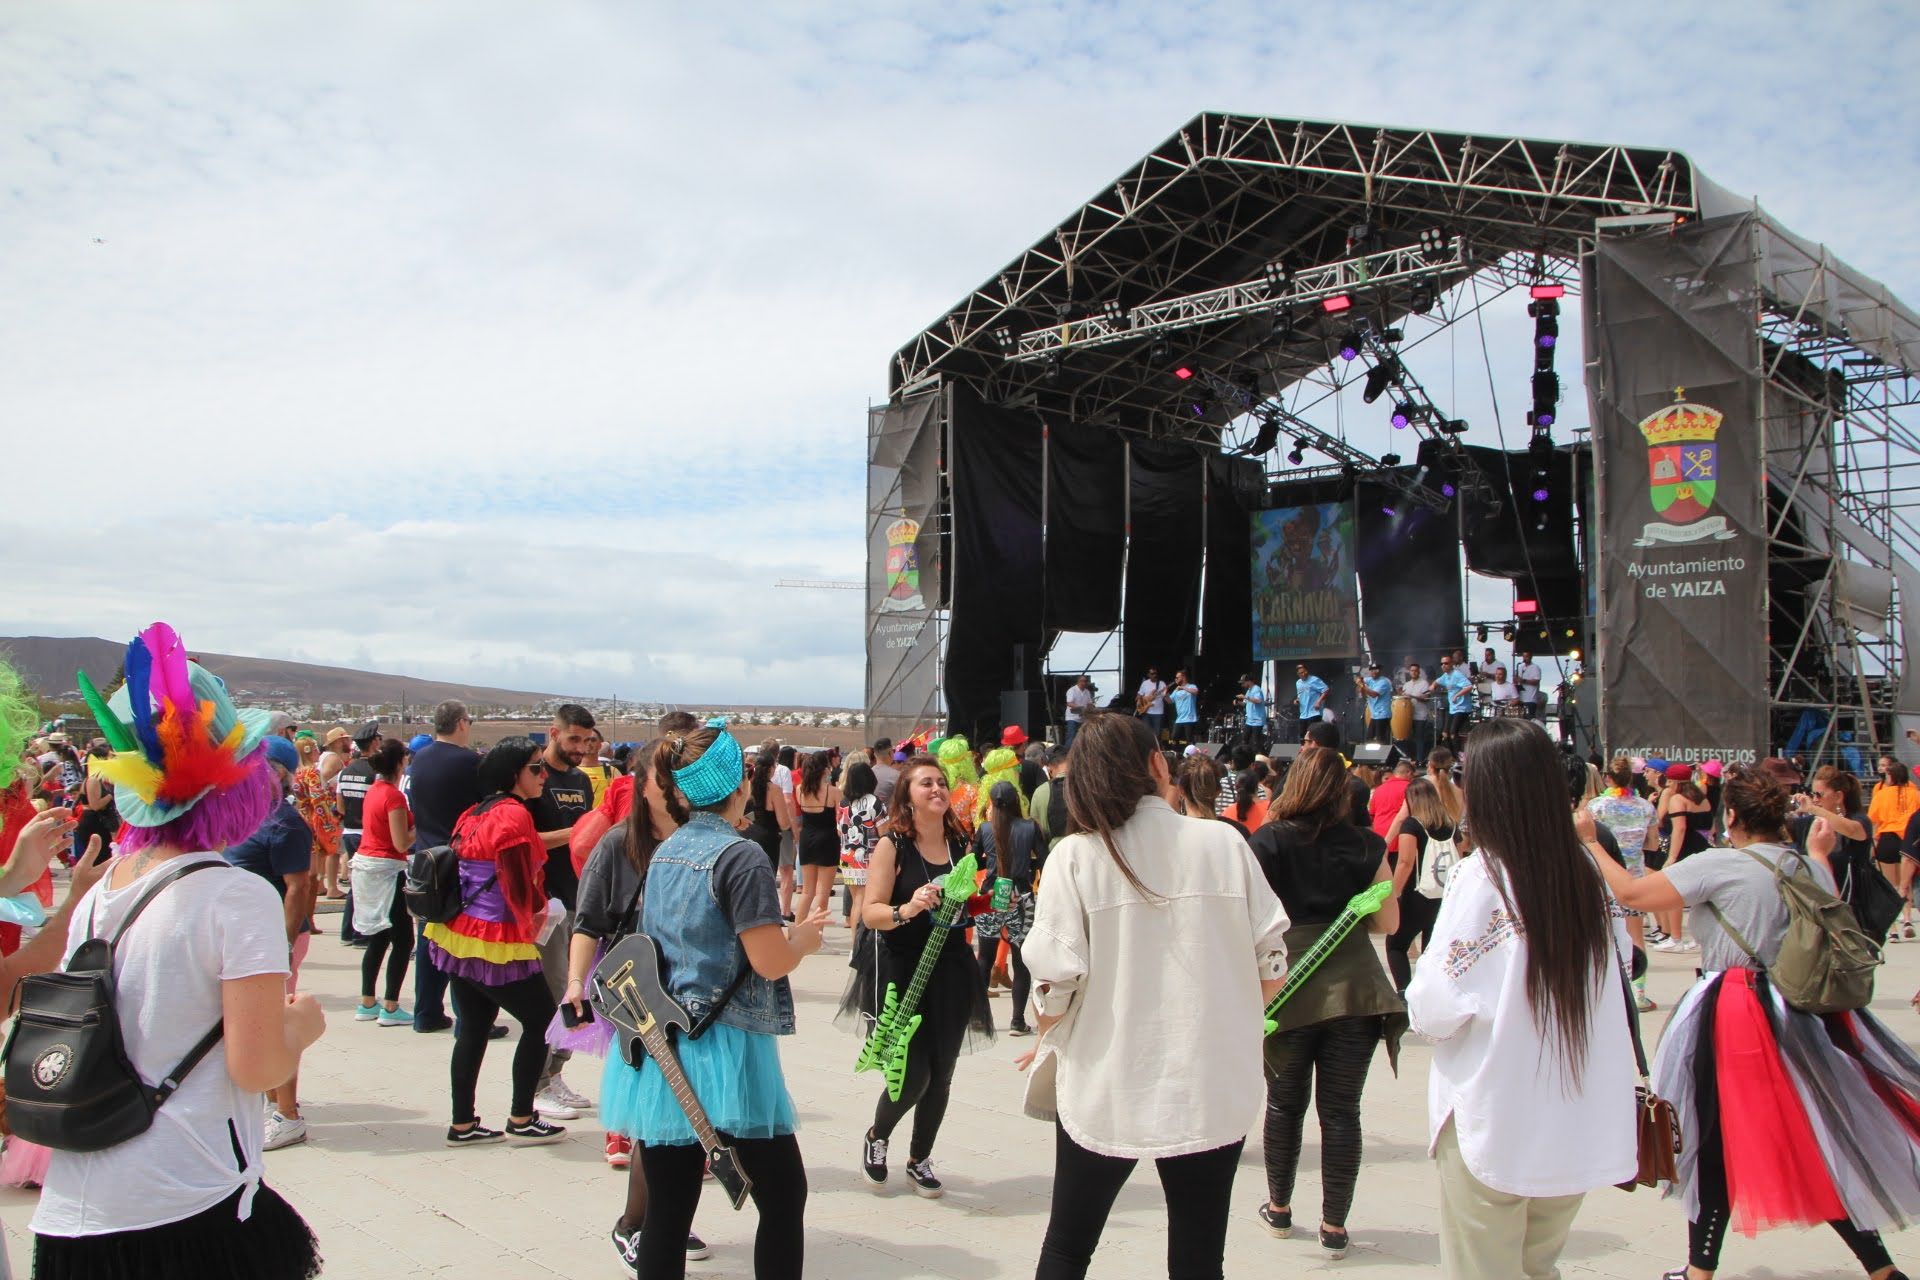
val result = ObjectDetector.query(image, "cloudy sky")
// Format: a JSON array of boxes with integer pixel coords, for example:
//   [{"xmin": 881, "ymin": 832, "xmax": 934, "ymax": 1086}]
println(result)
[{"xmin": 3, "ymin": 2, "xmax": 1916, "ymax": 705}]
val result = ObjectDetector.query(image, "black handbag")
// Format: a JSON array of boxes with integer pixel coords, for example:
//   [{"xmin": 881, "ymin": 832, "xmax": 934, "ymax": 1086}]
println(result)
[{"xmin": 2, "ymin": 860, "xmax": 231, "ymax": 1153}]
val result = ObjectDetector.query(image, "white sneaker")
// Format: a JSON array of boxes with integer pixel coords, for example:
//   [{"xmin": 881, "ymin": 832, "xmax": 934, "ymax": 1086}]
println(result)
[
  {"xmin": 263, "ymin": 1110, "xmax": 308, "ymax": 1151},
  {"xmin": 1673, "ymin": 936, "xmax": 1700, "ymax": 953},
  {"xmin": 534, "ymin": 1089, "xmax": 581, "ymax": 1120},
  {"xmin": 546, "ymin": 1074, "xmax": 593, "ymax": 1111}
]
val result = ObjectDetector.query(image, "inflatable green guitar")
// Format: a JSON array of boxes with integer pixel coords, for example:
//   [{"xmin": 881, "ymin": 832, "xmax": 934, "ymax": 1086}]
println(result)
[
  {"xmin": 1263, "ymin": 879, "xmax": 1394, "ymax": 1035},
  {"xmin": 856, "ymin": 852, "xmax": 979, "ymax": 1101}
]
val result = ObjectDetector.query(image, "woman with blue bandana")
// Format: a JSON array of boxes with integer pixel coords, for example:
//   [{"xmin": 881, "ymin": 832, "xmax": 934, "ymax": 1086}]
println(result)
[{"xmin": 602, "ymin": 724, "xmax": 828, "ymax": 1280}]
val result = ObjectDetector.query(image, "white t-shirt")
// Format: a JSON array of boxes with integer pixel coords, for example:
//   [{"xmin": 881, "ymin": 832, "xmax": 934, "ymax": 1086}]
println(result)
[
  {"xmin": 1064, "ymin": 685, "xmax": 1093, "ymax": 722},
  {"xmin": 773, "ymin": 764, "xmax": 794, "ymax": 798},
  {"xmin": 1402, "ymin": 677, "xmax": 1433, "ymax": 721},
  {"xmin": 33, "ymin": 853, "xmax": 291, "ymax": 1237},
  {"xmin": 1406, "ymin": 854, "xmax": 1636, "ymax": 1196},
  {"xmin": 1489, "ymin": 680, "xmax": 1520, "ymax": 703},
  {"xmin": 1516, "ymin": 662, "xmax": 1543, "ymax": 704},
  {"xmin": 1136, "ymin": 680, "xmax": 1167, "ymax": 715}
]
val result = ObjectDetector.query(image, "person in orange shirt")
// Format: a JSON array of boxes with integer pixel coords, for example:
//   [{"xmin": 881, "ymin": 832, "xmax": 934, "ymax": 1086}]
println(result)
[{"xmin": 1869, "ymin": 756, "xmax": 1920, "ymax": 939}]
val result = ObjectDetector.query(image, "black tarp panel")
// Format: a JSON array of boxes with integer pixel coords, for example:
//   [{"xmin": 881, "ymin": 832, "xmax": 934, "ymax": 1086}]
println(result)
[
  {"xmin": 1123, "ymin": 442, "xmax": 1204, "ymax": 695},
  {"xmin": 1044, "ymin": 419, "xmax": 1126, "ymax": 631},
  {"xmin": 1459, "ymin": 444, "xmax": 1580, "ymax": 582},
  {"xmin": 1201, "ymin": 453, "xmax": 1261, "ymax": 704},
  {"xmin": 1355, "ymin": 481, "xmax": 1465, "ymax": 665},
  {"xmin": 947, "ymin": 384, "xmax": 1045, "ymax": 740}
]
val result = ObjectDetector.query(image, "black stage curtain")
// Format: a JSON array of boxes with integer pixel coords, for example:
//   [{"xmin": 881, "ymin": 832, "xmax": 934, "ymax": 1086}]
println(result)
[
  {"xmin": 1201, "ymin": 454, "xmax": 1261, "ymax": 706},
  {"xmin": 1356, "ymin": 481, "xmax": 1465, "ymax": 666},
  {"xmin": 1123, "ymin": 442, "xmax": 1204, "ymax": 697},
  {"xmin": 1045, "ymin": 418, "xmax": 1125, "ymax": 631},
  {"xmin": 947, "ymin": 384, "xmax": 1045, "ymax": 740}
]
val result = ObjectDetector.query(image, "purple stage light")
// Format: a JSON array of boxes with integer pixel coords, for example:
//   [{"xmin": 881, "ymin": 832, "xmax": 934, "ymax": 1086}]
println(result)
[
  {"xmin": 1339, "ymin": 345, "xmax": 1358, "ymax": 362},
  {"xmin": 1391, "ymin": 410, "xmax": 1409, "ymax": 428},
  {"xmin": 1382, "ymin": 505, "xmax": 1397, "ymax": 517},
  {"xmin": 1537, "ymin": 334, "xmax": 1556, "ymax": 349},
  {"xmin": 1536, "ymin": 410, "xmax": 1555, "ymax": 427},
  {"xmin": 1441, "ymin": 483, "xmax": 1456, "ymax": 497},
  {"xmin": 1532, "ymin": 487, "xmax": 1550, "ymax": 502}
]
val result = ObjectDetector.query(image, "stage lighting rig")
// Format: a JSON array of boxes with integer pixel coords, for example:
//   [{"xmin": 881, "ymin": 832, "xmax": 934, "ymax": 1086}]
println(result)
[
  {"xmin": 1337, "ymin": 330, "xmax": 1364, "ymax": 362},
  {"xmin": 1409, "ymin": 281, "xmax": 1436, "ymax": 315},
  {"xmin": 1418, "ymin": 226, "xmax": 1449, "ymax": 262},
  {"xmin": 1262, "ymin": 260, "xmax": 1290, "ymax": 290},
  {"xmin": 1098, "ymin": 298, "xmax": 1128, "ymax": 327},
  {"xmin": 1391, "ymin": 401, "xmax": 1420, "ymax": 429},
  {"xmin": 1245, "ymin": 410, "xmax": 1283, "ymax": 456},
  {"xmin": 1287, "ymin": 440, "xmax": 1306, "ymax": 466},
  {"xmin": 1362, "ymin": 358, "xmax": 1400, "ymax": 404}
]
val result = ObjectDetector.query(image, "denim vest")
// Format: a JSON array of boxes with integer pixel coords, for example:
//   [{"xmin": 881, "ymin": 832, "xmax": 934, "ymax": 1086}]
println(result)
[{"xmin": 640, "ymin": 812, "xmax": 795, "ymax": 1036}]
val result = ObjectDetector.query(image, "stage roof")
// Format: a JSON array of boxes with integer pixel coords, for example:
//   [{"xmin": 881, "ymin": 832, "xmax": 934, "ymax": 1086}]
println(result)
[{"xmin": 890, "ymin": 113, "xmax": 1920, "ymax": 439}]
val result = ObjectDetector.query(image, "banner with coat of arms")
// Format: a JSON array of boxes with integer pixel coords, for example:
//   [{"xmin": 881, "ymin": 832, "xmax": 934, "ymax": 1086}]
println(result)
[
  {"xmin": 866, "ymin": 390, "xmax": 947, "ymax": 744},
  {"xmin": 1584, "ymin": 214, "xmax": 1768, "ymax": 764}
]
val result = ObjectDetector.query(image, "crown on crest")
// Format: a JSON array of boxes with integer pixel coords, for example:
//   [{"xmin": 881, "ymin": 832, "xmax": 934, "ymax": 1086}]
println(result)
[
  {"xmin": 1638, "ymin": 401, "xmax": 1724, "ymax": 446},
  {"xmin": 887, "ymin": 517, "xmax": 921, "ymax": 547}
]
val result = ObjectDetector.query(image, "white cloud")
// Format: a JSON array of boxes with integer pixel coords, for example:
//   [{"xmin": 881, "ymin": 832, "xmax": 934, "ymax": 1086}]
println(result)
[{"xmin": 2, "ymin": 1, "xmax": 1915, "ymax": 704}]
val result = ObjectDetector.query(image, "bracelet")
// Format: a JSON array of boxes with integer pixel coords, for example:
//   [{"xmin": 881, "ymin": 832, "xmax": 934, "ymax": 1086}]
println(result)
[{"xmin": 891, "ymin": 905, "xmax": 905, "ymax": 928}]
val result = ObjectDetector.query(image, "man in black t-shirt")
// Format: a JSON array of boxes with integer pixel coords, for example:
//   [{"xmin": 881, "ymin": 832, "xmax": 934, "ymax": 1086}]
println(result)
[
  {"xmin": 525, "ymin": 704, "xmax": 598, "ymax": 1118},
  {"xmin": 334, "ymin": 722, "xmax": 381, "ymax": 945},
  {"xmin": 408, "ymin": 701, "xmax": 482, "ymax": 1033}
]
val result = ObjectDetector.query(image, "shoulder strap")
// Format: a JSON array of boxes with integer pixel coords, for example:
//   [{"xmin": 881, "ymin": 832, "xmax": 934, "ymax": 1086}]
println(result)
[
  {"xmin": 1617, "ymin": 956, "xmax": 1650, "ymax": 1079},
  {"xmin": 93, "ymin": 858, "xmax": 231, "ymax": 952},
  {"xmin": 1704, "ymin": 849, "xmax": 1775, "ymax": 970}
]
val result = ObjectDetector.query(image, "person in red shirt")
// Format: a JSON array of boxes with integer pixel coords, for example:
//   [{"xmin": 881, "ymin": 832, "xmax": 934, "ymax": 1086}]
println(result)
[
  {"xmin": 352, "ymin": 739, "xmax": 416, "ymax": 1026},
  {"xmin": 1370, "ymin": 757, "xmax": 1415, "ymax": 838}
]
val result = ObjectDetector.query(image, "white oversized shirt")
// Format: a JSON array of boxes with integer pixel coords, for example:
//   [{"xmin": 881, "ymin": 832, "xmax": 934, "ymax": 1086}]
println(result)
[
  {"xmin": 1021, "ymin": 797, "xmax": 1290, "ymax": 1159},
  {"xmin": 1516, "ymin": 662, "xmax": 1544, "ymax": 704},
  {"xmin": 1064, "ymin": 685, "xmax": 1093, "ymax": 722},
  {"xmin": 1405, "ymin": 852, "xmax": 1637, "ymax": 1197},
  {"xmin": 1136, "ymin": 679, "xmax": 1167, "ymax": 715}
]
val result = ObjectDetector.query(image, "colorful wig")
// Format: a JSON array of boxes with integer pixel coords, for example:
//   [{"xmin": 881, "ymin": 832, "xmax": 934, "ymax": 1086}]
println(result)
[
  {"xmin": 935, "ymin": 736, "xmax": 978, "ymax": 789},
  {"xmin": 976, "ymin": 746, "xmax": 1029, "ymax": 827},
  {"xmin": 80, "ymin": 622, "xmax": 277, "ymax": 853},
  {"xmin": 0, "ymin": 660, "xmax": 35, "ymax": 804}
]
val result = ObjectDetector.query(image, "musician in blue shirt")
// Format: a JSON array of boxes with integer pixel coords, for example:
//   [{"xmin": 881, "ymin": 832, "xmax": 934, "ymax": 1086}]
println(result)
[
  {"xmin": 1168, "ymin": 670, "xmax": 1201, "ymax": 748},
  {"xmin": 1294, "ymin": 664, "xmax": 1329, "ymax": 742},
  {"xmin": 1433, "ymin": 655, "xmax": 1475, "ymax": 750},
  {"xmin": 1237, "ymin": 673, "xmax": 1269, "ymax": 753},
  {"xmin": 1360, "ymin": 664, "xmax": 1394, "ymax": 743}
]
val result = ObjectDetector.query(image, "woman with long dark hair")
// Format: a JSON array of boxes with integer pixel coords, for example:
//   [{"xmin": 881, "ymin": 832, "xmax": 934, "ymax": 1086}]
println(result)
[
  {"xmin": 424, "ymin": 736, "xmax": 566, "ymax": 1148},
  {"xmin": 1249, "ymin": 748, "xmax": 1403, "ymax": 1259},
  {"xmin": 793, "ymin": 750, "xmax": 841, "ymax": 925},
  {"xmin": 843, "ymin": 756, "xmax": 993, "ymax": 1197},
  {"xmin": 1407, "ymin": 718, "xmax": 1635, "ymax": 1279},
  {"xmin": 974, "ymin": 780, "xmax": 1043, "ymax": 1038},
  {"xmin": 1593, "ymin": 768, "xmax": 1920, "ymax": 1280},
  {"xmin": 1020, "ymin": 713, "xmax": 1289, "ymax": 1280},
  {"xmin": 350, "ymin": 738, "xmax": 415, "ymax": 1026},
  {"xmin": 742, "ymin": 745, "xmax": 786, "ymax": 868},
  {"xmin": 1384, "ymin": 777, "xmax": 1453, "ymax": 992},
  {"xmin": 836, "ymin": 761, "xmax": 881, "ymax": 929},
  {"xmin": 603, "ymin": 725, "xmax": 827, "ymax": 1280}
]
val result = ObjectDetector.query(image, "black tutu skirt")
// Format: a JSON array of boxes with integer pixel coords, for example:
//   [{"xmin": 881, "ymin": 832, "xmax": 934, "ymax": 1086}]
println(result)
[
  {"xmin": 836, "ymin": 921, "xmax": 994, "ymax": 1053},
  {"xmin": 34, "ymin": 1183, "xmax": 320, "ymax": 1280}
]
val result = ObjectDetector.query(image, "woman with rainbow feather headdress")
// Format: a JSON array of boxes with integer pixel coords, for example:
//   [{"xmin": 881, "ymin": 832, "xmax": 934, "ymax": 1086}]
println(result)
[
  {"xmin": 31, "ymin": 623, "xmax": 325, "ymax": 1280},
  {"xmin": 936, "ymin": 737, "xmax": 980, "ymax": 835},
  {"xmin": 0, "ymin": 661, "xmax": 115, "ymax": 1200},
  {"xmin": 974, "ymin": 746, "xmax": 1029, "ymax": 831}
]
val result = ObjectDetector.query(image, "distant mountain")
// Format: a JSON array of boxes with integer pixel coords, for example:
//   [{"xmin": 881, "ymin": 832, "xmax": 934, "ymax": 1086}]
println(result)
[{"xmin": 0, "ymin": 635, "xmax": 560, "ymax": 711}]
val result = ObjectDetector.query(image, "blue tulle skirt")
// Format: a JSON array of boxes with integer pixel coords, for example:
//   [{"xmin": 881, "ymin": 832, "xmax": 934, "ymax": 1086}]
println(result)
[{"xmin": 600, "ymin": 1022, "xmax": 795, "ymax": 1147}]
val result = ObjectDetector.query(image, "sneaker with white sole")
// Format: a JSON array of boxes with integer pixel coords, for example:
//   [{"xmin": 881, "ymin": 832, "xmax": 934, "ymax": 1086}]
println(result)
[
  {"xmin": 605, "ymin": 1132, "xmax": 632, "ymax": 1169},
  {"xmin": 377, "ymin": 1005, "xmax": 414, "ymax": 1027},
  {"xmin": 353, "ymin": 1003, "xmax": 381, "ymax": 1022},
  {"xmin": 446, "ymin": 1122, "xmax": 505, "ymax": 1147},
  {"xmin": 546, "ymin": 1073, "xmax": 593, "ymax": 1111},
  {"xmin": 684, "ymin": 1232, "xmax": 711, "ymax": 1261},
  {"xmin": 613, "ymin": 1223, "xmax": 709, "ymax": 1278},
  {"xmin": 905, "ymin": 1157, "xmax": 943, "ymax": 1198},
  {"xmin": 861, "ymin": 1130, "xmax": 889, "ymax": 1187},
  {"xmin": 263, "ymin": 1110, "xmax": 308, "ymax": 1151},
  {"xmin": 533, "ymin": 1089, "xmax": 581, "ymax": 1120},
  {"xmin": 505, "ymin": 1115, "xmax": 567, "ymax": 1145}
]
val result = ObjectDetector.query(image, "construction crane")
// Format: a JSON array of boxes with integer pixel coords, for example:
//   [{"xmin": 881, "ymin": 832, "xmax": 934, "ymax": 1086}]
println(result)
[{"xmin": 775, "ymin": 579, "xmax": 861, "ymax": 590}]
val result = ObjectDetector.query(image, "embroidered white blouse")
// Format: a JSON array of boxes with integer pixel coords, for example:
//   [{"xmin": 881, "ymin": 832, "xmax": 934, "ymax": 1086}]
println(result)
[
  {"xmin": 1020, "ymin": 797, "xmax": 1290, "ymax": 1159},
  {"xmin": 1405, "ymin": 852, "xmax": 1638, "ymax": 1196}
]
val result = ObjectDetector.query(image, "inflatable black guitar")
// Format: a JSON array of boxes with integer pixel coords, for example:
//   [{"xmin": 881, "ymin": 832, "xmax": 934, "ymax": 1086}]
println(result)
[{"xmin": 592, "ymin": 933, "xmax": 752, "ymax": 1209}]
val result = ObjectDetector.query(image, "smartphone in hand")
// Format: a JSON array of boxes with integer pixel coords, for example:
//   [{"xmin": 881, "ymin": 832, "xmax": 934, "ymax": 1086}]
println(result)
[{"xmin": 561, "ymin": 1001, "xmax": 595, "ymax": 1029}]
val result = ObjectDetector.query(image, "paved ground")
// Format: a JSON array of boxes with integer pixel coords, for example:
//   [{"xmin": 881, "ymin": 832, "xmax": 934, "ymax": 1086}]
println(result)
[{"xmin": 6, "ymin": 915, "xmax": 1920, "ymax": 1278}]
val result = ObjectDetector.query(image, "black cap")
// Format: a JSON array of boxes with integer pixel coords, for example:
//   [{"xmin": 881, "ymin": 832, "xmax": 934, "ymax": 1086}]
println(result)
[{"xmin": 353, "ymin": 720, "xmax": 381, "ymax": 744}]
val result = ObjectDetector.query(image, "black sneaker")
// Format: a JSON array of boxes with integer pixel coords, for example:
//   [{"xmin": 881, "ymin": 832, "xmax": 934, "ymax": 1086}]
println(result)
[
  {"xmin": 446, "ymin": 1122, "xmax": 505, "ymax": 1147},
  {"xmin": 1320, "ymin": 1225, "xmax": 1349, "ymax": 1259},
  {"xmin": 1258, "ymin": 1202, "xmax": 1292, "ymax": 1238},
  {"xmin": 905, "ymin": 1157, "xmax": 943, "ymax": 1198},
  {"xmin": 1008, "ymin": 1023, "xmax": 1032, "ymax": 1037},
  {"xmin": 862, "ymin": 1130, "xmax": 889, "ymax": 1187},
  {"xmin": 685, "ymin": 1232, "xmax": 711, "ymax": 1261},
  {"xmin": 505, "ymin": 1116, "xmax": 567, "ymax": 1145},
  {"xmin": 612, "ymin": 1224, "xmax": 642, "ymax": 1280}
]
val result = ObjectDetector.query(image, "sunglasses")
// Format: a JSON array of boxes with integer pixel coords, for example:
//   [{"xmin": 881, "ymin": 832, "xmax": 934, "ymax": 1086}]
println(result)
[{"xmin": 526, "ymin": 761, "xmax": 548, "ymax": 776}]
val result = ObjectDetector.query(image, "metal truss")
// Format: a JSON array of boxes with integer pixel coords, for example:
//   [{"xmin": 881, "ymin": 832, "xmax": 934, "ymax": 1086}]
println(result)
[{"xmin": 1004, "ymin": 237, "xmax": 1468, "ymax": 361}]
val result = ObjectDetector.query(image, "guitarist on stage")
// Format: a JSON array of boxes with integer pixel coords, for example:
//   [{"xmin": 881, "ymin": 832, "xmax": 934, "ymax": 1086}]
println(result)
[
  {"xmin": 599, "ymin": 724, "xmax": 828, "ymax": 1280},
  {"xmin": 843, "ymin": 755, "xmax": 995, "ymax": 1198},
  {"xmin": 1135, "ymin": 668, "xmax": 1170, "ymax": 740}
]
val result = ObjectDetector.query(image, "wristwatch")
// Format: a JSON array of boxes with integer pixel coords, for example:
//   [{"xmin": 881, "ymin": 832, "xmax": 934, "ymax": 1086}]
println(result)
[{"xmin": 891, "ymin": 905, "xmax": 905, "ymax": 928}]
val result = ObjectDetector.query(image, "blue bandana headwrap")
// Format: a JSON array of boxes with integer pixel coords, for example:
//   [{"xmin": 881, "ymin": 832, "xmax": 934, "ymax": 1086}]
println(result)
[{"xmin": 672, "ymin": 729, "xmax": 744, "ymax": 808}]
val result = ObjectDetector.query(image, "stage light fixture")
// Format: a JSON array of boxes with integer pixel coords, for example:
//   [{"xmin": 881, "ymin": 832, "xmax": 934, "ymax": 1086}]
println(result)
[
  {"xmin": 1262, "ymin": 260, "xmax": 1290, "ymax": 290},
  {"xmin": 1534, "ymin": 317, "xmax": 1559, "ymax": 349},
  {"xmin": 1337, "ymin": 330, "xmax": 1364, "ymax": 361},
  {"xmin": 1268, "ymin": 308, "xmax": 1297, "ymax": 343},
  {"xmin": 1099, "ymin": 298, "xmax": 1127, "ymax": 326},
  {"xmin": 1045, "ymin": 354, "xmax": 1063, "ymax": 382},
  {"xmin": 1248, "ymin": 413, "xmax": 1282, "ymax": 455},
  {"xmin": 1347, "ymin": 222, "xmax": 1373, "ymax": 252},
  {"xmin": 1502, "ymin": 624, "xmax": 1516, "ymax": 641},
  {"xmin": 1438, "ymin": 418, "xmax": 1469, "ymax": 435},
  {"xmin": 1569, "ymin": 647, "xmax": 1582, "ymax": 660},
  {"xmin": 1381, "ymin": 502, "xmax": 1398, "ymax": 517},
  {"xmin": 1174, "ymin": 366, "xmax": 1194, "ymax": 380},
  {"xmin": 1418, "ymin": 227, "xmax": 1448, "ymax": 262},
  {"xmin": 1379, "ymin": 328, "xmax": 1404, "ymax": 344},
  {"xmin": 992, "ymin": 326, "xmax": 1016, "ymax": 352},
  {"xmin": 1441, "ymin": 482, "xmax": 1457, "ymax": 498},
  {"xmin": 1409, "ymin": 282, "xmax": 1436, "ymax": 314},
  {"xmin": 1476, "ymin": 626, "xmax": 1489, "ymax": 643},
  {"xmin": 1391, "ymin": 401, "xmax": 1416, "ymax": 429},
  {"xmin": 1531, "ymin": 486, "xmax": 1549, "ymax": 503},
  {"xmin": 1530, "ymin": 282, "xmax": 1567, "ymax": 300},
  {"xmin": 1321, "ymin": 294, "xmax": 1354, "ymax": 315},
  {"xmin": 1528, "ymin": 298, "xmax": 1561, "ymax": 321},
  {"xmin": 1362, "ymin": 358, "xmax": 1399, "ymax": 403},
  {"xmin": 1533, "ymin": 370, "xmax": 1559, "ymax": 402},
  {"xmin": 1514, "ymin": 598, "xmax": 1539, "ymax": 616},
  {"xmin": 1149, "ymin": 336, "xmax": 1169, "ymax": 360},
  {"xmin": 1287, "ymin": 440, "xmax": 1307, "ymax": 466},
  {"xmin": 1380, "ymin": 453, "xmax": 1402, "ymax": 467}
]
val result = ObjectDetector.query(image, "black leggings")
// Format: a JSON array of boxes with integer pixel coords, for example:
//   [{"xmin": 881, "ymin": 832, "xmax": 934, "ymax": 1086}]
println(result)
[
  {"xmin": 1036, "ymin": 1121, "xmax": 1243, "ymax": 1280},
  {"xmin": 637, "ymin": 1135, "xmax": 806, "ymax": 1280},
  {"xmin": 1263, "ymin": 1015, "xmax": 1381, "ymax": 1228},
  {"xmin": 976, "ymin": 933, "xmax": 1031, "ymax": 1028},
  {"xmin": 1689, "ymin": 1207, "xmax": 1890, "ymax": 1273},
  {"xmin": 359, "ymin": 890, "xmax": 414, "ymax": 1003},
  {"xmin": 869, "ymin": 982, "xmax": 966, "ymax": 1163},
  {"xmin": 448, "ymin": 973, "xmax": 556, "ymax": 1124},
  {"xmin": 1385, "ymin": 891, "xmax": 1440, "ymax": 991}
]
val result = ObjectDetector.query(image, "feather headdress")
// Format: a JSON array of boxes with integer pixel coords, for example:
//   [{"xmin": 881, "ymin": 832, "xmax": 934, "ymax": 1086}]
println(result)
[{"xmin": 81, "ymin": 622, "xmax": 273, "ymax": 829}]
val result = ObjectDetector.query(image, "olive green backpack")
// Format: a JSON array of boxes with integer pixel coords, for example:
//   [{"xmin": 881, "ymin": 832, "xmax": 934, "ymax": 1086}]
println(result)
[{"xmin": 1707, "ymin": 848, "xmax": 1880, "ymax": 1014}]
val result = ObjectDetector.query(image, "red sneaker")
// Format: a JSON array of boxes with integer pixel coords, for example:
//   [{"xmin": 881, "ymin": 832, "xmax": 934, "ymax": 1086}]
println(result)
[{"xmin": 604, "ymin": 1133, "xmax": 632, "ymax": 1169}]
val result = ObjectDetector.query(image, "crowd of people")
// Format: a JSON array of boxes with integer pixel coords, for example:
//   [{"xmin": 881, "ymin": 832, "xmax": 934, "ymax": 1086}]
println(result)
[{"xmin": 3, "ymin": 624, "xmax": 1920, "ymax": 1280}]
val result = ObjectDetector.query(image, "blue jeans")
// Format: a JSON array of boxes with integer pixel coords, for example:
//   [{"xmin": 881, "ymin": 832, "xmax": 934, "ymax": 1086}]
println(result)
[
  {"xmin": 1063, "ymin": 720, "xmax": 1081, "ymax": 748},
  {"xmin": 339, "ymin": 833, "xmax": 362, "ymax": 944}
]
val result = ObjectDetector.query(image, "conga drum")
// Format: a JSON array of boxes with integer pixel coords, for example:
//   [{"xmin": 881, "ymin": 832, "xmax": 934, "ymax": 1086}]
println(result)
[{"xmin": 1390, "ymin": 694, "xmax": 1414, "ymax": 742}]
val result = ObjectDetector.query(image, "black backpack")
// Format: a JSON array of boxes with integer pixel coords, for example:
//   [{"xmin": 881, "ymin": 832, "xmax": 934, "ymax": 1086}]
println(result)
[
  {"xmin": 3, "ymin": 860, "xmax": 230, "ymax": 1152},
  {"xmin": 405, "ymin": 801, "xmax": 500, "ymax": 924}
]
